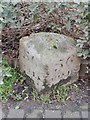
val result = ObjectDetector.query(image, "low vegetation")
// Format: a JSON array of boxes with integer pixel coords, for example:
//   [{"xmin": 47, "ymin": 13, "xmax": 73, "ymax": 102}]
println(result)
[{"xmin": 0, "ymin": 58, "xmax": 26, "ymax": 102}]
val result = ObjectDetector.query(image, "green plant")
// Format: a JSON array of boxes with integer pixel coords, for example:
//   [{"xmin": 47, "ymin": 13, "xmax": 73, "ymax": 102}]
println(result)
[
  {"xmin": 0, "ymin": 2, "xmax": 22, "ymax": 29},
  {"xmin": 76, "ymin": 3, "xmax": 90, "ymax": 75},
  {"xmin": 53, "ymin": 85, "xmax": 69, "ymax": 102},
  {"xmin": 76, "ymin": 37, "xmax": 90, "ymax": 59},
  {"xmin": 0, "ymin": 58, "xmax": 26, "ymax": 102},
  {"xmin": 39, "ymin": 94, "xmax": 50, "ymax": 103},
  {"xmin": 31, "ymin": 88, "xmax": 39, "ymax": 100},
  {"xmin": 76, "ymin": 2, "xmax": 89, "ymax": 58}
]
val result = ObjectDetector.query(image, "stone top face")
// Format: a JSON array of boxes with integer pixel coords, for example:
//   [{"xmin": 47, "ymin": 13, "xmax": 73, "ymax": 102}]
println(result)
[
  {"xmin": 20, "ymin": 32, "xmax": 76, "ymax": 63},
  {"xmin": 19, "ymin": 32, "xmax": 80, "ymax": 91}
]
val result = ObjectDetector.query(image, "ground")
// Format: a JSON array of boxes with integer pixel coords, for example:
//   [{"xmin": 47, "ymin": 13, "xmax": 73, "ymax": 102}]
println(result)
[{"xmin": 1, "ymin": 79, "xmax": 89, "ymax": 118}]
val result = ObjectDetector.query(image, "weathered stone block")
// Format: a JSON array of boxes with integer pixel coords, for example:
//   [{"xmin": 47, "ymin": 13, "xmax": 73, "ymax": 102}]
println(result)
[{"xmin": 19, "ymin": 32, "xmax": 80, "ymax": 91}]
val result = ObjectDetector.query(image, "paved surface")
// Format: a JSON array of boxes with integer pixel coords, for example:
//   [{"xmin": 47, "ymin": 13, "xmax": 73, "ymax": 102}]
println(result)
[
  {"xmin": 0, "ymin": 101, "xmax": 89, "ymax": 119},
  {"xmin": 0, "ymin": 102, "xmax": 2, "ymax": 120}
]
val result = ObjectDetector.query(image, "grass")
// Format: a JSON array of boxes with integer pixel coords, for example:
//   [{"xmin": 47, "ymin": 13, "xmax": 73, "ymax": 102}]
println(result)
[{"xmin": 0, "ymin": 58, "xmax": 26, "ymax": 102}]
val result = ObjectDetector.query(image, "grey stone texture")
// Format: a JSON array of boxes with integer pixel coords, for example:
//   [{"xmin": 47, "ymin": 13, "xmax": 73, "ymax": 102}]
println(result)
[
  {"xmin": 1, "ymin": 102, "xmax": 89, "ymax": 119},
  {"xmin": 19, "ymin": 32, "xmax": 80, "ymax": 91},
  {"xmin": 26, "ymin": 109, "xmax": 43, "ymax": 118},
  {"xmin": 63, "ymin": 111, "xmax": 80, "ymax": 118},
  {"xmin": 45, "ymin": 110, "xmax": 61, "ymax": 118},
  {"xmin": 7, "ymin": 108, "xmax": 24, "ymax": 118},
  {"xmin": 0, "ymin": 102, "xmax": 2, "ymax": 120},
  {"xmin": 82, "ymin": 111, "xmax": 88, "ymax": 118}
]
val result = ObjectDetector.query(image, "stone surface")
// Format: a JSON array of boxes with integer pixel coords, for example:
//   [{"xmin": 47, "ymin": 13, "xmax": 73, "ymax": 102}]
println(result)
[
  {"xmin": 0, "ymin": 103, "xmax": 2, "ymax": 120},
  {"xmin": 19, "ymin": 32, "xmax": 80, "ymax": 91},
  {"xmin": 82, "ymin": 111, "xmax": 88, "ymax": 118},
  {"xmin": 26, "ymin": 110, "xmax": 43, "ymax": 118},
  {"xmin": 7, "ymin": 109, "xmax": 24, "ymax": 118},
  {"xmin": 88, "ymin": 112, "xmax": 90, "ymax": 119},
  {"xmin": 2, "ymin": 112, "xmax": 5, "ymax": 118},
  {"xmin": 45, "ymin": 110, "xmax": 61, "ymax": 118},
  {"xmin": 1, "ymin": 101, "xmax": 89, "ymax": 119},
  {"xmin": 63, "ymin": 111, "xmax": 80, "ymax": 118}
]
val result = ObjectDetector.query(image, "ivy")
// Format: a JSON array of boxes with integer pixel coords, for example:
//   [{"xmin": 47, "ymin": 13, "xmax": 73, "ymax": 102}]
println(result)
[{"xmin": 76, "ymin": 4, "xmax": 90, "ymax": 75}]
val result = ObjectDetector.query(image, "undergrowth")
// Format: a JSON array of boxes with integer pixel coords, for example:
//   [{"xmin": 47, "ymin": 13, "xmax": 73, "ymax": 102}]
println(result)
[
  {"xmin": 0, "ymin": 58, "xmax": 26, "ymax": 102},
  {"xmin": 30, "ymin": 83, "xmax": 79, "ymax": 103}
]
